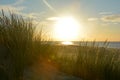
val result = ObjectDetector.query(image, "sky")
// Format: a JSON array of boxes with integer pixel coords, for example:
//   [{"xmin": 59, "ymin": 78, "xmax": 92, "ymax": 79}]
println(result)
[{"xmin": 0, "ymin": 0, "xmax": 120, "ymax": 41}]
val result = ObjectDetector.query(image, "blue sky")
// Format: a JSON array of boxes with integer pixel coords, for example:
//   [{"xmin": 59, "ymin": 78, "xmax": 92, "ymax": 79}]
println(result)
[{"xmin": 0, "ymin": 0, "xmax": 120, "ymax": 41}]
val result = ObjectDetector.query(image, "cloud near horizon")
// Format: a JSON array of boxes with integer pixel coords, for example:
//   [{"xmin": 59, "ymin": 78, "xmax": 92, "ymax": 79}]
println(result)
[
  {"xmin": 101, "ymin": 14, "xmax": 120, "ymax": 23},
  {"xmin": 88, "ymin": 18, "xmax": 98, "ymax": 21},
  {"xmin": 99, "ymin": 12, "xmax": 112, "ymax": 15}
]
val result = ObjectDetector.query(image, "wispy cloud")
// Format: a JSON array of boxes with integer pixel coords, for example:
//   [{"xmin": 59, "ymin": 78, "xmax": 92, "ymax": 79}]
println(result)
[
  {"xmin": 88, "ymin": 18, "xmax": 98, "ymax": 21},
  {"xmin": 42, "ymin": 0, "xmax": 56, "ymax": 13},
  {"xmin": 0, "ymin": 0, "xmax": 31, "ymax": 22},
  {"xmin": 101, "ymin": 14, "xmax": 120, "ymax": 23},
  {"xmin": 0, "ymin": 0, "xmax": 47, "ymax": 25},
  {"xmin": 13, "ymin": 0, "xmax": 25, "ymax": 6},
  {"xmin": 99, "ymin": 12, "xmax": 112, "ymax": 15},
  {"xmin": 0, "ymin": 5, "xmax": 25, "ymax": 12},
  {"xmin": 27, "ymin": 13, "xmax": 42, "ymax": 19},
  {"xmin": 47, "ymin": 17, "xmax": 59, "ymax": 21},
  {"xmin": 0, "ymin": 0, "xmax": 26, "ymax": 12}
]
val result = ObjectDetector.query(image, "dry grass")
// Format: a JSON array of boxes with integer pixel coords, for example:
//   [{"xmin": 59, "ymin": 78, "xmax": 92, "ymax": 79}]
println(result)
[
  {"xmin": 0, "ymin": 10, "xmax": 55, "ymax": 80},
  {"xmin": 0, "ymin": 10, "xmax": 120, "ymax": 80},
  {"xmin": 55, "ymin": 42, "xmax": 120, "ymax": 80}
]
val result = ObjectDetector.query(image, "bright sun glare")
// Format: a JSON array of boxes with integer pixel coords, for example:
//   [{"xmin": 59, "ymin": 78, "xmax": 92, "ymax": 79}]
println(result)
[
  {"xmin": 54, "ymin": 16, "xmax": 81, "ymax": 41},
  {"xmin": 61, "ymin": 41, "xmax": 73, "ymax": 45}
]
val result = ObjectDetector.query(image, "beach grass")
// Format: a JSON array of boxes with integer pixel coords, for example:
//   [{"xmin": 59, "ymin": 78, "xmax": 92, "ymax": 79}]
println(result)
[
  {"xmin": 55, "ymin": 42, "xmax": 120, "ymax": 80},
  {"xmin": 0, "ymin": 10, "xmax": 55, "ymax": 80},
  {"xmin": 0, "ymin": 10, "xmax": 120, "ymax": 80}
]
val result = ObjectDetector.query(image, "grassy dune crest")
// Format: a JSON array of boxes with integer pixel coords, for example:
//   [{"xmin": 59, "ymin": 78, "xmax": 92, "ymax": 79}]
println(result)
[
  {"xmin": 56, "ymin": 42, "xmax": 120, "ymax": 80},
  {"xmin": 0, "ymin": 10, "xmax": 120, "ymax": 80},
  {"xmin": 0, "ymin": 10, "xmax": 55, "ymax": 80}
]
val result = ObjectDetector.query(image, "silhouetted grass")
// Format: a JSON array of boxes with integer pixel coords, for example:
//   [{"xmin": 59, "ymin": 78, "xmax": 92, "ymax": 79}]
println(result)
[
  {"xmin": 0, "ymin": 10, "xmax": 55, "ymax": 80},
  {"xmin": 0, "ymin": 10, "xmax": 120, "ymax": 80},
  {"xmin": 55, "ymin": 41, "xmax": 120, "ymax": 80}
]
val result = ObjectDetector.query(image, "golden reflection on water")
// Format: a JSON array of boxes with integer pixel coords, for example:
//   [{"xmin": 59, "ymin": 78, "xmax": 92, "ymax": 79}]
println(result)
[{"xmin": 61, "ymin": 41, "xmax": 73, "ymax": 45}]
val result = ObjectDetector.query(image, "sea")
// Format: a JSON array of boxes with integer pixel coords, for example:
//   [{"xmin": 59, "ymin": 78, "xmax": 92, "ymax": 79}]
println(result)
[
  {"xmin": 108, "ymin": 42, "xmax": 120, "ymax": 48},
  {"xmin": 49, "ymin": 41, "xmax": 120, "ymax": 49},
  {"xmin": 74, "ymin": 41, "xmax": 120, "ymax": 49}
]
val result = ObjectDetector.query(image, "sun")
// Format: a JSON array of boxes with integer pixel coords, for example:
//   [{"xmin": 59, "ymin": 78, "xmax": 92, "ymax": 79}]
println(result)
[{"xmin": 54, "ymin": 16, "xmax": 81, "ymax": 41}]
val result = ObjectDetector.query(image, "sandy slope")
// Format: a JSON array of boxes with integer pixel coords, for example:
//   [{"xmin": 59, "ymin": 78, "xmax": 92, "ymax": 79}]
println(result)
[{"xmin": 24, "ymin": 58, "xmax": 82, "ymax": 80}]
